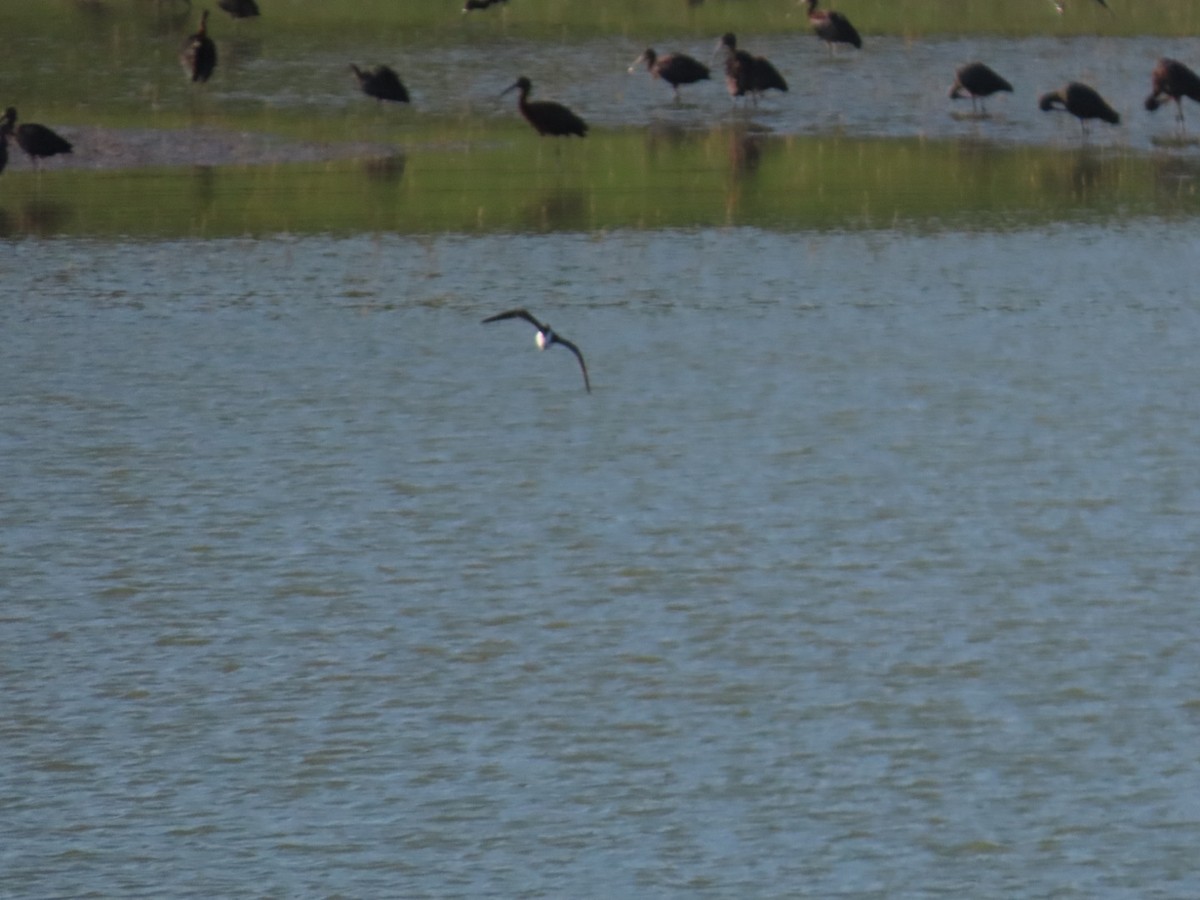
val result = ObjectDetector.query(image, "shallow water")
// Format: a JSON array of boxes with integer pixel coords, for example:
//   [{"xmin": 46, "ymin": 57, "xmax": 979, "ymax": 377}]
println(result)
[{"xmin": 4, "ymin": 226, "xmax": 1200, "ymax": 897}]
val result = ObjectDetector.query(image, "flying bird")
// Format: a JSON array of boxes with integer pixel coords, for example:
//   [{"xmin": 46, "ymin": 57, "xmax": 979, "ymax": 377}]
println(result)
[
  {"xmin": 949, "ymin": 62, "xmax": 1013, "ymax": 116},
  {"xmin": 351, "ymin": 64, "xmax": 410, "ymax": 103},
  {"xmin": 0, "ymin": 107, "xmax": 73, "ymax": 168},
  {"xmin": 482, "ymin": 309, "xmax": 591, "ymax": 393},
  {"xmin": 1039, "ymin": 81, "xmax": 1120, "ymax": 134},
  {"xmin": 464, "ymin": 0, "xmax": 507, "ymax": 9},
  {"xmin": 1145, "ymin": 57, "xmax": 1200, "ymax": 133},
  {"xmin": 502, "ymin": 77, "xmax": 587, "ymax": 137},
  {"xmin": 629, "ymin": 48, "xmax": 711, "ymax": 102},
  {"xmin": 181, "ymin": 9, "xmax": 217, "ymax": 83},
  {"xmin": 805, "ymin": 0, "xmax": 862, "ymax": 52}
]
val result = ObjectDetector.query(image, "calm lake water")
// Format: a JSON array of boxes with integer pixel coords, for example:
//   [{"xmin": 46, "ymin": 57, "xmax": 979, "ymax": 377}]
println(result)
[
  {"xmin": 5, "ymin": 8, "xmax": 1200, "ymax": 895},
  {"xmin": 4, "ymin": 225, "xmax": 1200, "ymax": 897}
]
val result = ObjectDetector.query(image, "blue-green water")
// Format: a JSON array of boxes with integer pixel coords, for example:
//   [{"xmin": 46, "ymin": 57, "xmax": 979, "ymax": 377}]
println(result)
[{"xmin": 4, "ymin": 227, "xmax": 1200, "ymax": 897}]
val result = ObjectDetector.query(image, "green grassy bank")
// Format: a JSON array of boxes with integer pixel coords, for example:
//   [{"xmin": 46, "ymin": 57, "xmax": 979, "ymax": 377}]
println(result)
[
  {"xmin": 3, "ymin": 127, "xmax": 1198, "ymax": 237},
  {"xmin": 3, "ymin": 0, "xmax": 1195, "ymax": 41}
]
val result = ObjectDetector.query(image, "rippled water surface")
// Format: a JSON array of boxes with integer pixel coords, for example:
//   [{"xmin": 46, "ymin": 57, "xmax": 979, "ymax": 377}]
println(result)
[{"xmin": 4, "ymin": 226, "xmax": 1200, "ymax": 897}]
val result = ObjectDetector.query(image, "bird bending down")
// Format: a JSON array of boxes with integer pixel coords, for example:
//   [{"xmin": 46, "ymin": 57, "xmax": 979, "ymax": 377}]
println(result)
[
  {"xmin": 181, "ymin": 9, "xmax": 217, "ymax": 83},
  {"xmin": 949, "ymin": 62, "xmax": 1013, "ymax": 117},
  {"xmin": 717, "ymin": 33, "xmax": 788, "ymax": 104},
  {"xmin": 805, "ymin": 0, "xmax": 862, "ymax": 52},
  {"xmin": 217, "ymin": 0, "xmax": 259, "ymax": 18},
  {"xmin": 1145, "ymin": 58, "xmax": 1200, "ymax": 133},
  {"xmin": 502, "ymin": 77, "xmax": 587, "ymax": 137},
  {"xmin": 0, "ymin": 107, "xmax": 73, "ymax": 168},
  {"xmin": 1038, "ymin": 82, "xmax": 1120, "ymax": 135},
  {"xmin": 629, "ymin": 49, "xmax": 711, "ymax": 102},
  {"xmin": 482, "ymin": 309, "xmax": 591, "ymax": 393},
  {"xmin": 351, "ymin": 64, "xmax": 410, "ymax": 104}
]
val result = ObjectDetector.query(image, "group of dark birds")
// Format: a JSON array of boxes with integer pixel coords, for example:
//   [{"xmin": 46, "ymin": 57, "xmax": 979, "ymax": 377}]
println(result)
[{"xmin": 4, "ymin": 1, "xmax": 1200, "ymax": 179}]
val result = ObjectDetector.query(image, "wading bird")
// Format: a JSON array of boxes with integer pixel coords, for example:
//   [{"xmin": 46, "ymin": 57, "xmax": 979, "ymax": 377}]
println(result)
[
  {"xmin": 805, "ymin": 0, "xmax": 862, "ymax": 52},
  {"xmin": 1038, "ymin": 82, "xmax": 1120, "ymax": 134},
  {"xmin": 949, "ymin": 62, "xmax": 1013, "ymax": 116},
  {"xmin": 351, "ymin": 64, "xmax": 410, "ymax": 104},
  {"xmin": 502, "ymin": 77, "xmax": 587, "ymax": 137},
  {"xmin": 482, "ymin": 309, "xmax": 591, "ymax": 393},
  {"xmin": 181, "ymin": 9, "xmax": 217, "ymax": 83},
  {"xmin": 1145, "ymin": 58, "xmax": 1200, "ymax": 133},
  {"xmin": 217, "ymin": 0, "xmax": 259, "ymax": 18},
  {"xmin": 629, "ymin": 48, "xmax": 710, "ymax": 102},
  {"xmin": 717, "ymin": 33, "xmax": 787, "ymax": 104},
  {"xmin": 0, "ymin": 107, "xmax": 73, "ymax": 168}
]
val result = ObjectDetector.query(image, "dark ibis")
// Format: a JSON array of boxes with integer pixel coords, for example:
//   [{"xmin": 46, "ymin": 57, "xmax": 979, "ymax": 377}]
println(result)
[
  {"xmin": 464, "ymin": 0, "xmax": 507, "ymax": 9},
  {"xmin": 1038, "ymin": 82, "xmax": 1119, "ymax": 134},
  {"xmin": 351, "ymin": 64, "xmax": 410, "ymax": 104},
  {"xmin": 482, "ymin": 309, "xmax": 591, "ymax": 393},
  {"xmin": 717, "ymin": 33, "xmax": 788, "ymax": 104},
  {"xmin": 629, "ymin": 48, "xmax": 711, "ymax": 102},
  {"xmin": 0, "ymin": 108, "xmax": 73, "ymax": 168},
  {"xmin": 181, "ymin": 9, "xmax": 217, "ymax": 83},
  {"xmin": 502, "ymin": 77, "xmax": 587, "ymax": 138},
  {"xmin": 1145, "ymin": 58, "xmax": 1200, "ymax": 132},
  {"xmin": 805, "ymin": 0, "xmax": 862, "ymax": 52},
  {"xmin": 949, "ymin": 62, "xmax": 1013, "ymax": 116},
  {"xmin": 217, "ymin": 0, "xmax": 259, "ymax": 17}
]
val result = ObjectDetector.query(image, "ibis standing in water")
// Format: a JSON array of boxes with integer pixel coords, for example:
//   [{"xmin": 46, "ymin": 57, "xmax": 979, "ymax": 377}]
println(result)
[
  {"xmin": 1145, "ymin": 58, "xmax": 1200, "ymax": 133},
  {"xmin": 1038, "ymin": 82, "xmax": 1120, "ymax": 135},
  {"xmin": 181, "ymin": 9, "xmax": 217, "ymax": 83},
  {"xmin": 351, "ymin": 64, "xmax": 410, "ymax": 104},
  {"xmin": 629, "ymin": 48, "xmax": 711, "ymax": 102},
  {"xmin": 503, "ymin": 77, "xmax": 587, "ymax": 137},
  {"xmin": 0, "ymin": 107, "xmax": 73, "ymax": 169},
  {"xmin": 949, "ymin": 62, "xmax": 1013, "ymax": 116},
  {"xmin": 805, "ymin": 0, "xmax": 862, "ymax": 52},
  {"xmin": 482, "ymin": 309, "xmax": 591, "ymax": 393},
  {"xmin": 717, "ymin": 33, "xmax": 788, "ymax": 104}
]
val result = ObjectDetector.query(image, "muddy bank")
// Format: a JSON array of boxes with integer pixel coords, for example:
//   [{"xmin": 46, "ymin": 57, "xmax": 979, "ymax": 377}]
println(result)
[{"xmin": 2, "ymin": 124, "xmax": 402, "ymax": 172}]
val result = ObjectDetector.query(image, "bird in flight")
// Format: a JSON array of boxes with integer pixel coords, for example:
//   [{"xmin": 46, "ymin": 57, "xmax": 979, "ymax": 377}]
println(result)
[{"xmin": 482, "ymin": 309, "xmax": 591, "ymax": 393}]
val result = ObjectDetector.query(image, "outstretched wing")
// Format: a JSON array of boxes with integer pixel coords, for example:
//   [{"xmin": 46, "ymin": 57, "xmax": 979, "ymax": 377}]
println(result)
[
  {"xmin": 553, "ymin": 336, "xmax": 591, "ymax": 393},
  {"xmin": 482, "ymin": 308, "xmax": 545, "ymax": 330}
]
